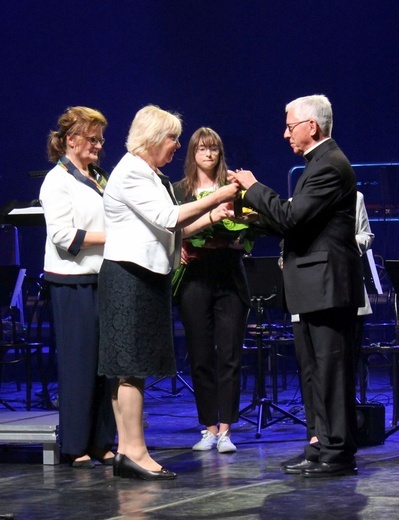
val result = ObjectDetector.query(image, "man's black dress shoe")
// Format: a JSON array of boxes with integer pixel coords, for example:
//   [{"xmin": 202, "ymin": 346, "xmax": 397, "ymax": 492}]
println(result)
[
  {"xmin": 119, "ymin": 455, "xmax": 177, "ymax": 481},
  {"xmin": 281, "ymin": 454, "xmax": 304, "ymax": 467},
  {"xmin": 283, "ymin": 459, "xmax": 315, "ymax": 474},
  {"xmin": 302, "ymin": 461, "xmax": 358, "ymax": 478},
  {"xmin": 113, "ymin": 452, "xmax": 124, "ymax": 477}
]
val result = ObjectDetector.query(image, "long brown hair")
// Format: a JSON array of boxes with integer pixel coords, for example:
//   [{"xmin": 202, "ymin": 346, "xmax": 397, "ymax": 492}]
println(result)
[{"xmin": 179, "ymin": 127, "xmax": 228, "ymax": 197}]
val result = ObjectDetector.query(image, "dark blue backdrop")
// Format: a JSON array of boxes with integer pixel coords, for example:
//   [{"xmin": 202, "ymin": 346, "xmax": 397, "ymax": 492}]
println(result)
[{"xmin": 1, "ymin": 1, "xmax": 398, "ymax": 275}]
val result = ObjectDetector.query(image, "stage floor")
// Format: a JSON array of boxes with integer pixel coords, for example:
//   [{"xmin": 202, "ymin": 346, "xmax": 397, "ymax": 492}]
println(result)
[{"xmin": 1, "ymin": 368, "xmax": 399, "ymax": 519}]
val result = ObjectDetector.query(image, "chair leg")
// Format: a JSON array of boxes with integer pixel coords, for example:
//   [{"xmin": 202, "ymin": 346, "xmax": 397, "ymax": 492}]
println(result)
[
  {"xmin": 15, "ymin": 348, "xmax": 22, "ymax": 392},
  {"xmin": 26, "ymin": 349, "xmax": 32, "ymax": 411}
]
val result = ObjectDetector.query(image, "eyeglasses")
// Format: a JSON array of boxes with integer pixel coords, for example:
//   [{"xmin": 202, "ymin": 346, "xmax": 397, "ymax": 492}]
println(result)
[
  {"xmin": 168, "ymin": 134, "xmax": 180, "ymax": 143},
  {"xmin": 85, "ymin": 136, "xmax": 105, "ymax": 146},
  {"xmin": 285, "ymin": 120, "xmax": 310, "ymax": 134},
  {"xmin": 195, "ymin": 145, "xmax": 220, "ymax": 155}
]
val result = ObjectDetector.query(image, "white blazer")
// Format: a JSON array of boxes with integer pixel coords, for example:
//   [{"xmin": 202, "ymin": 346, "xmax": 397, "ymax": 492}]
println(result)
[
  {"xmin": 103, "ymin": 153, "xmax": 180, "ymax": 274},
  {"xmin": 40, "ymin": 164, "xmax": 105, "ymax": 277}
]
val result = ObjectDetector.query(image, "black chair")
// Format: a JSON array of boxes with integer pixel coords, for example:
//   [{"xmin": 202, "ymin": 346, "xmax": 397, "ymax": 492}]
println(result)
[
  {"xmin": 0, "ymin": 268, "xmax": 48, "ymax": 411},
  {"xmin": 359, "ymin": 259, "xmax": 399, "ymax": 438},
  {"xmin": 0, "ymin": 224, "xmax": 24, "ymax": 322},
  {"xmin": 23, "ymin": 276, "xmax": 56, "ymax": 409}
]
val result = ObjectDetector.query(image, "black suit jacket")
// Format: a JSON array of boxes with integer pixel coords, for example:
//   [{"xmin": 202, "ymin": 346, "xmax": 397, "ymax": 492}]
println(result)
[{"xmin": 244, "ymin": 139, "xmax": 365, "ymax": 314}]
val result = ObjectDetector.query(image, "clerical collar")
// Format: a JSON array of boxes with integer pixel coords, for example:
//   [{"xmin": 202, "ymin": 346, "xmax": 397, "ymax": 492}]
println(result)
[{"xmin": 303, "ymin": 137, "xmax": 331, "ymax": 162}]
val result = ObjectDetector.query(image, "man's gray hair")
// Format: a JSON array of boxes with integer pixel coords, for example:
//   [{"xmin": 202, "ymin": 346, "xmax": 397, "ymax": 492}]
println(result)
[{"xmin": 285, "ymin": 94, "xmax": 333, "ymax": 136}]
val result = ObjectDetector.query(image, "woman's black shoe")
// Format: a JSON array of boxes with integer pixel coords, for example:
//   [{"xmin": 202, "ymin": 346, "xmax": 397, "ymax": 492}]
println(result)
[
  {"xmin": 113, "ymin": 452, "xmax": 124, "ymax": 477},
  {"xmin": 71, "ymin": 459, "xmax": 95, "ymax": 469},
  {"xmin": 119, "ymin": 455, "xmax": 177, "ymax": 480},
  {"xmin": 100, "ymin": 456, "xmax": 115, "ymax": 466},
  {"xmin": 88, "ymin": 446, "xmax": 115, "ymax": 465},
  {"xmin": 66, "ymin": 455, "xmax": 95, "ymax": 469}
]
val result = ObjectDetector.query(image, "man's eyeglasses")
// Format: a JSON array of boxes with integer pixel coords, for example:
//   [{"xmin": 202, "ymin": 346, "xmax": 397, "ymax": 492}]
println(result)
[
  {"xmin": 285, "ymin": 120, "xmax": 310, "ymax": 134},
  {"xmin": 85, "ymin": 136, "xmax": 105, "ymax": 146},
  {"xmin": 196, "ymin": 145, "xmax": 220, "ymax": 155}
]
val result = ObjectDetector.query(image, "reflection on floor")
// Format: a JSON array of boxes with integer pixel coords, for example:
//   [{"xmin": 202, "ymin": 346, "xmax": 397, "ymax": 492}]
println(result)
[{"xmin": 1, "ymin": 365, "xmax": 399, "ymax": 520}]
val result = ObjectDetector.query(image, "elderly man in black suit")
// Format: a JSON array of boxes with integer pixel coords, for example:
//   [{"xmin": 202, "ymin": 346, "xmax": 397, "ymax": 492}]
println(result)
[{"xmin": 229, "ymin": 94, "xmax": 364, "ymax": 477}]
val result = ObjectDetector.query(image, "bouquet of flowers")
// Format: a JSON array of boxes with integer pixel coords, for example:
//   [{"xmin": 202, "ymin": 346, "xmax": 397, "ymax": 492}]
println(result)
[{"xmin": 172, "ymin": 190, "xmax": 261, "ymax": 299}]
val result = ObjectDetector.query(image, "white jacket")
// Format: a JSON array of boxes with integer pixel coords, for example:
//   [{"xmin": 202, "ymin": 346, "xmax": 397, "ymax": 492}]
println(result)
[
  {"xmin": 39, "ymin": 164, "xmax": 105, "ymax": 279},
  {"xmin": 103, "ymin": 153, "xmax": 180, "ymax": 274},
  {"xmin": 356, "ymin": 192, "xmax": 375, "ymax": 316}
]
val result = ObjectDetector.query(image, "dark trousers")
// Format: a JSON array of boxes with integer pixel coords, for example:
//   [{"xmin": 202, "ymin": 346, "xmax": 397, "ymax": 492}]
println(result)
[
  {"xmin": 293, "ymin": 307, "xmax": 358, "ymax": 463},
  {"xmin": 179, "ymin": 280, "xmax": 249, "ymax": 426},
  {"xmin": 50, "ymin": 283, "xmax": 116, "ymax": 456}
]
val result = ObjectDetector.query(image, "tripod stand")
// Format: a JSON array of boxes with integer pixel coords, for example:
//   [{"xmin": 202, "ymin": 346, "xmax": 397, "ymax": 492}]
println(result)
[
  {"xmin": 240, "ymin": 256, "xmax": 306, "ymax": 438},
  {"xmin": 145, "ymin": 372, "xmax": 194, "ymax": 396},
  {"xmin": 145, "ymin": 308, "xmax": 194, "ymax": 396}
]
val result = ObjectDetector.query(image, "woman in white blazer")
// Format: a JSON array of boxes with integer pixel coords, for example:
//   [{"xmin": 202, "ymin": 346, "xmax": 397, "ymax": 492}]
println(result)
[
  {"xmin": 98, "ymin": 105, "xmax": 239, "ymax": 481},
  {"xmin": 40, "ymin": 106, "xmax": 116, "ymax": 469}
]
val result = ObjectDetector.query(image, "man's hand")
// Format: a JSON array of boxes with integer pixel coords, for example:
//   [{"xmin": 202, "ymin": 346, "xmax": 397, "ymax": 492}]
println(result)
[{"xmin": 227, "ymin": 169, "xmax": 258, "ymax": 190}]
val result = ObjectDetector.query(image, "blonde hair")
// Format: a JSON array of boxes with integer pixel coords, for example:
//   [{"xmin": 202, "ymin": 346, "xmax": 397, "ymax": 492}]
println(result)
[
  {"xmin": 125, "ymin": 104, "xmax": 182, "ymax": 155},
  {"xmin": 47, "ymin": 106, "xmax": 107, "ymax": 163}
]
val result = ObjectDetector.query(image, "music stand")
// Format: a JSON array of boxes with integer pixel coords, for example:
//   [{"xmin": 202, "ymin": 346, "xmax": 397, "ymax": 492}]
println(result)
[
  {"xmin": 240, "ymin": 256, "xmax": 306, "ymax": 437},
  {"xmin": 0, "ymin": 266, "xmax": 21, "ymax": 305}
]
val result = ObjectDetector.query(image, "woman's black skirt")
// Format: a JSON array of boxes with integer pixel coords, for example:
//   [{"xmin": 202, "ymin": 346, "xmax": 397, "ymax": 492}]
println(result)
[{"xmin": 98, "ymin": 259, "xmax": 176, "ymax": 379}]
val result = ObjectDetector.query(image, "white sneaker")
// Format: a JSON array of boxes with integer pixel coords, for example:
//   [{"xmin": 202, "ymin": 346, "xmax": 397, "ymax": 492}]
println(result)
[
  {"xmin": 217, "ymin": 431, "xmax": 237, "ymax": 453},
  {"xmin": 192, "ymin": 430, "xmax": 217, "ymax": 451}
]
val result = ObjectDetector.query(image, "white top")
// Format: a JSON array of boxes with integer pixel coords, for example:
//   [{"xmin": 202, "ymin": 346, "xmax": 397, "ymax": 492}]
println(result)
[
  {"xmin": 355, "ymin": 191, "xmax": 374, "ymax": 255},
  {"xmin": 103, "ymin": 153, "xmax": 180, "ymax": 274},
  {"xmin": 356, "ymin": 192, "xmax": 375, "ymax": 316},
  {"xmin": 39, "ymin": 163, "xmax": 105, "ymax": 279}
]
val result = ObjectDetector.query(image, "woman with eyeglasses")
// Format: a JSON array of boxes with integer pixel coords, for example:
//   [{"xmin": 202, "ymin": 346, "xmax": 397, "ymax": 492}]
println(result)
[
  {"xmin": 173, "ymin": 127, "xmax": 259, "ymax": 453},
  {"xmin": 39, "ymin": 106, "xmax": 116, "ymax": 468},
  {"xmin": 98, "ymin": 107, "xmax": 239, "ymax": 480}
]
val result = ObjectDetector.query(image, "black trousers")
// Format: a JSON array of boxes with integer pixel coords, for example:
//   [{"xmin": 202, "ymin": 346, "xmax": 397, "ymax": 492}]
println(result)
[
  {"xmin": 293, "ymin": 307, "xmax": 358, "ymax": 463},
  {"xmin": 50, "ymin": 283, "xmax": 116, "ymax": 456},
  {"xmin": 179, "ymin": 280, "xmax": 249, "ymax": 426}
]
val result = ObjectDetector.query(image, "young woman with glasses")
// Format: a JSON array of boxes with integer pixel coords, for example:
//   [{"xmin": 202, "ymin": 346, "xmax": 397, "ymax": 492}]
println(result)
[{"xmin": 173, "ymin": 127, "xmax": 259, "ymax": 453}]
